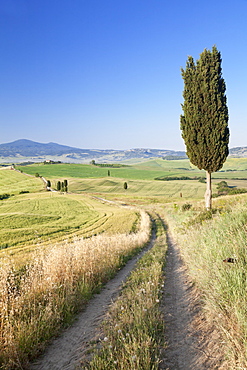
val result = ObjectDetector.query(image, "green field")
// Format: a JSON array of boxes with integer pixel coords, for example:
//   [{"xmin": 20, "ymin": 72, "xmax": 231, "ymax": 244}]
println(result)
[
  {"xmin": 13, "ymin": 159, "xmax": 247, "ymax": 205},
  {"xmin": 16, "ymin": 157, "xmax": 247, "ymax": 180}
]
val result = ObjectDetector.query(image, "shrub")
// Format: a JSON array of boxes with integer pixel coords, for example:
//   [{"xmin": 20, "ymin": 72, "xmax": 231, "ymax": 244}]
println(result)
[
  {"xmin": 182, "ymin": 203, "xmax": 192, "ymax": 211},
  {"xmin": 0, "ymin": 193, "xmax": 10, "ymax": 200},
  {"xmin": 187, "ymin": 210, "xmax": 213, "ymax": 226}
]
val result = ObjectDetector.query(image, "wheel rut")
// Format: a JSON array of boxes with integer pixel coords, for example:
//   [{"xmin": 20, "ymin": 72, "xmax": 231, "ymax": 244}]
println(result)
[{"xmin": 159, "ymin": 233, "xmax": 226, "ymax": 370}]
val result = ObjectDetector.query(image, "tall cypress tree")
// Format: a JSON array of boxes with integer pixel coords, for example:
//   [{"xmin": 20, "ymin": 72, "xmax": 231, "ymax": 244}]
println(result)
[{"xmin": 180, "ymin": 46, "xmax": 229, "ymax": 209}]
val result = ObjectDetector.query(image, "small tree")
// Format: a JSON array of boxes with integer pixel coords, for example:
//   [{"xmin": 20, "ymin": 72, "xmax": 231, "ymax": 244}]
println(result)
[
  {"xmin": 124, "ymin": 182, "xmax": 128, "ymax": 190},
  {"xmin": 57, "ymin": 181, "xmax": 61, "ymax": 191},
  {"xmin": 64, "ymin": 179, "xmax": 68, "ymax": 192},
  {"xmin": 180, "ymin": 46, "xmax": 229, "ymax": 209},
  {"xmin": 108, "ymin": 170, "xmax": 110, "ymax": 176}
]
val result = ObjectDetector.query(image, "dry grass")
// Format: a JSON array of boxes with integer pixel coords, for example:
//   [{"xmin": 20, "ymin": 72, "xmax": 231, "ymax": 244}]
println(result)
[
  {"xmin": 88, "ymin": 215, "xmax": 167, "ymax": 370},
  {"xmin": 163, "ymin": 195, "xmax": 247, "ymax": 368},
  {"xmin": 0, "ymin": 211, "xmax": 150, "ymax": 369}
]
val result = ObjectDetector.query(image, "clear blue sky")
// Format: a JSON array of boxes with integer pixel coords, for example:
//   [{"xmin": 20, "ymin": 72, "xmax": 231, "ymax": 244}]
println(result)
[{"xmin": 1, "ymin": 0, "xmax": 247, "ymax": 150}]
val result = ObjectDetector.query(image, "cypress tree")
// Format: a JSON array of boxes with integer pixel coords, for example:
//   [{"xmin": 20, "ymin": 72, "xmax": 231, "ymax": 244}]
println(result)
[
  {"xmin": 180, "ymin": 46, "xmax": 229, "ymax": 209},
  {"xmin": 57, "ymin": 181, "xmax": 61, "ymax": 191}
]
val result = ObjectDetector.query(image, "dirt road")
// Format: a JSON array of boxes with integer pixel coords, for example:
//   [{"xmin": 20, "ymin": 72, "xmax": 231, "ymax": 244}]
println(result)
[{"xmin": 30, "ymin": 226, "xmax": 226, "ymax": 370}]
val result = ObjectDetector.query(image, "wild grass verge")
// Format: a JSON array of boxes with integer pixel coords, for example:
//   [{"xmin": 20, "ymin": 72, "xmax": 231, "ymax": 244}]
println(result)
[
  {"xmin": 87, "ymin": 215, "xmax": 167, "ymax": 369},
  {"xmin": 164, "ymin": 194, "xmax": 247, "ymax": 368},
  {"xmin": 0, "ymin": 211, "xmax": 150, "ymax": 369}
]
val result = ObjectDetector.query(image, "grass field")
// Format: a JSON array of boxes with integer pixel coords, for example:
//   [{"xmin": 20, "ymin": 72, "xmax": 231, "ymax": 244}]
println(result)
[
  {"xmin": 0, "ymin": 211, "xmax": 151, "ymax": 369},
  {"xmin": 15, "ymin": 157, "xmax": 247, "ymax": 180},
  {"xmin": 0, "ymin": 190, "xmax": 140, "ymax": 256},
  {"xmin": 0, "ymin": 168, "xmax": 43, "ymax": 194},
  {"xmin": 68, "ymin": 177, "xmax": 210, "ymax": 200}
]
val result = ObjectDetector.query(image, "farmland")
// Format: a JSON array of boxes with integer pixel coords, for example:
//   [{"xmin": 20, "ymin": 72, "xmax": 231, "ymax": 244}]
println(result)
[
  {"xmin": 0, "ymin": 167, "xmax": 43, "ymax": 194},
  {"xmin": 15, "ymin": 157, "xmax": 247, "ymax": 180},
  {"xmin": 15, "ymin": 158, "xmax": 247, "ymax": 204},
  {"xmin": 2, "ymin": 158, "xmax": 247, "ymax": 368},
  {"xmin": 2, "ymin": 159, "xmax": 247, "ymax": 253},
  {"xmin": 0, "ymin": 168, "xmax": 140, "ymax": 259}
]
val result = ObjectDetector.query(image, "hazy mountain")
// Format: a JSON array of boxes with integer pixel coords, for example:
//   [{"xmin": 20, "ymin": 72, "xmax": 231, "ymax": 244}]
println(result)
[
  {"xmin": 229, "ymin": 147, "xmax": 247, "ymax": 157},
  {"xmin": 0, "ymin": 139, "xmax": 245, "ymax": 164},
  {"xmin": 0, "ymin": 139, "xmax": 187, "ymax": 163}
]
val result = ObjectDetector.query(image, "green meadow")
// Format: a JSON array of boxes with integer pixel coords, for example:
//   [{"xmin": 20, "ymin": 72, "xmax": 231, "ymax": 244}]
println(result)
[
  {"xmin": 15, "ymin": 158, "xmax": 247, "ymax": 205},
  {"xmin": 16, "ymin": 157, "xmax": 247, "ymax": 180}
]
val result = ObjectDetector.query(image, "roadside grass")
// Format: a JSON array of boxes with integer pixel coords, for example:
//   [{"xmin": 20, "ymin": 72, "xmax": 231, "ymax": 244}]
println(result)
[
  {"xmin": 88, "ymin": 214, "xmax": 167, "ymax": 370},
  {"xmin": 0, "ymin": 211, "xmax": 151, "ymax": 369},
  {"xmin": 0, "ymin": 192, "xmax": 139, "ymax": 257},
  {"xmin": 164, "ymin": 194, "xmax": 247, "ymax": 368}
]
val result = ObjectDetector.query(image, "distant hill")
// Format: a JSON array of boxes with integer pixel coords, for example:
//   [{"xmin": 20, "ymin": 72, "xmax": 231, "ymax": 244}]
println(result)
[
  {"xmin": 0, "ymin": 139, "xmax": 246, "ymax": 164},
  {"xmin": 0, "ymin": 139, "xmax": 187, "ymax": 163},
  {"xmin": 229, "ymin": 147, "xmax": 247, "ymax": 157}
]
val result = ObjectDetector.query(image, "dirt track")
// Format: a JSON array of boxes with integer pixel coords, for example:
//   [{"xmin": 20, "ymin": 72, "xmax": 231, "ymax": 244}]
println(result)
[
  {"xmin": 30, "ymin": 224, "xmax": 226, "ymax": 370},
  {"xmin": 30, "ymin": 234, "xmax": 156, "ymax": 370}
]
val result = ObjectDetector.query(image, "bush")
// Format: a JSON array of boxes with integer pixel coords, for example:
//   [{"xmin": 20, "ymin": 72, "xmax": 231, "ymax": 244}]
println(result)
[
  {"xmin": 182, "ymin": 203, "xmax": 192, "ymax": 211},
  {"xmin": 188, "ymin": 210, "xmax": 213, "ymax": 226},
  {"xmin": 198, "ymin": 177, "xmax": 206, "ymax": 183},
  {"xmin": 0, "ymin": 194, "xmax": 10, "ymax": 200}
]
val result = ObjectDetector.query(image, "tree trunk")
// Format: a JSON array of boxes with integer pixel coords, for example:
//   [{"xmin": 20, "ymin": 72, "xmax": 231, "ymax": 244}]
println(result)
[{"xmin": 205, "ymin": 171, "xmax": 212, "ymax": 210}]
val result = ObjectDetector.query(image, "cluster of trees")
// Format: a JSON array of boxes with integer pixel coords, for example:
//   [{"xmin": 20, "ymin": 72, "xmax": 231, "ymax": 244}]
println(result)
[
  {"xmin": 43, "ymin": 160, "xmax": 62, "ymax": 164},
  {"xmin": 155, "ymin": 176, "xmax": 206, "ymax": 181},
  {"xmin": 162, "ymin": 156, "xmax": 187, "ymax": 160},
  {"xmin": 57, "ymin": 179, "xmax": 68, "ymax": 192},
  {"xmin": 213, "ymin": 181, "xmax": 247, "ymax": 197},
  {"xmin": 90, "ymin": 160, "xmax": 128, "ymax": 168},
  {"xmin": 46, "ymin": 179, "xmax": 68, "ymax": 192},
  {"xmin": 0, "ymin": 193, "xmax": 10, "ymax": 200}
]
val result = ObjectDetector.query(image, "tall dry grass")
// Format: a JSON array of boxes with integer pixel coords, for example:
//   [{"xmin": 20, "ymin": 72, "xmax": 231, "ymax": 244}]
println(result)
[
  {"xmin": 164, "ymin": 196, "xmax": 247, "ymax": 368},
  {"xmin": 0, "ymin": 211, "xmax": 150, "ymax": 369},
  {"xmin": 88, "ymin": 214, "xmax": 167, "ymax": 370}
]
